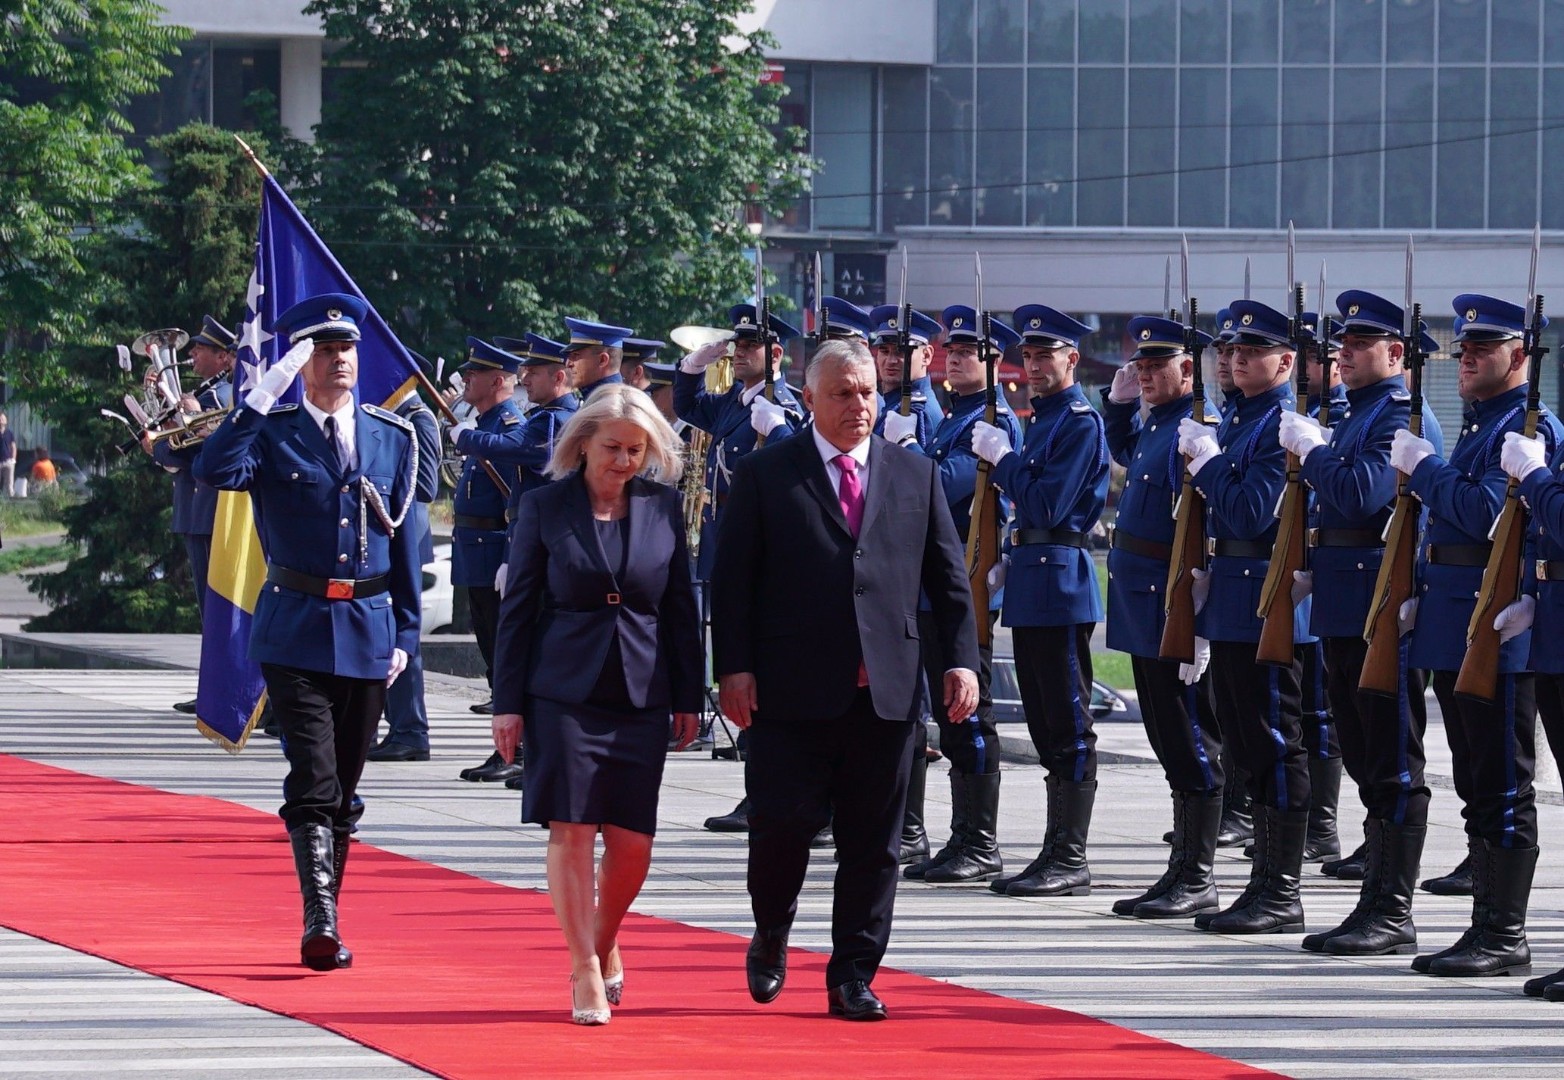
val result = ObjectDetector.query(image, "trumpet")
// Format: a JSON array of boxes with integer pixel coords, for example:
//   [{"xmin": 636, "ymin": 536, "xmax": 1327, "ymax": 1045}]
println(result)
[
  {"xmin": 145, "ymin": 406, "xmax": 228, "ymax": 451},
  {"xmin": 677, "ymin": 336, "xmax": 734, "ymax": 558}
]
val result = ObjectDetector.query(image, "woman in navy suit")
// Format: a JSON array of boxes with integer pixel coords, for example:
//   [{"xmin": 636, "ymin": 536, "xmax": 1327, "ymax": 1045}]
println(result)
[{"xmin": 491, "ymin": 384, "xmax": 702, "ymax": 1025}]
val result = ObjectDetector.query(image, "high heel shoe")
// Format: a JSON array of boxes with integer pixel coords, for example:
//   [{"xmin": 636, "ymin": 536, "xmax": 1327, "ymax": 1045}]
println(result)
[
  {"xmin": 603, "ymin": 969, "xmax": 624, "ymax": 1007},
  {"xmin": 570, "ymin": 974, "xmax": 611, "ymax": 1026}
]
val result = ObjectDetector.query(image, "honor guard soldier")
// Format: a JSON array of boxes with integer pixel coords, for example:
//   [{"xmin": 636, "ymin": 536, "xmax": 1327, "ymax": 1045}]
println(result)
[
  {"xmin": 1212, "ymin": 309, "xmax": 1241, "ymax": 416},
  {"xmin": 620, "ymin": 336, "xmax": 665, "ymax": 391},
  {"xmin": 870, "ymin": 305, "xmax": 944, "ymax": 449},
  {"xmin": 150, "ymin": 315, "xmax": 236, "ymax": 713},
  {"xmin": 900, "ymin": 306, "xmax": 1022, "ymax": 885},
  {"xmin": 1279, "ymin": 291, "xmax": 1446, "ymax": 956},
  {"xmin": 643, "ymin": 360, "xmax": 682, "ymax": 429},
  {"xmin": 819, "ymin": 296, "xmax": 876, "ymax": 345},
  {"xmin": 1393, "ymin": 293, "xmax": 1560, "ymax": 978},
  {"xmin": 446, "ymin": 337, "xmax": 525, "ymax": 783},
  {"xmin": 195, "ymin": 292, "xmax": 421, "ymax": 972},
  {"xmin": 970, "ymin": 302, "xmax": 1110, "ymax": 899},
  {"xmin": 563, "ymin": 317, "xmax": 631, "ymax": 400},
  {"xmin": 1177, "ymin": 298, "xmax": 1312, "ymax": 935},
  {"xmin": 1102, "ymin": 316, "xmax": 1226, "ymax": 921}
]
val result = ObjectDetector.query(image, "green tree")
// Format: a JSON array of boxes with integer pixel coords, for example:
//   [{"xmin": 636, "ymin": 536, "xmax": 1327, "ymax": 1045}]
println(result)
[
  {"xmin": 27, "ymin": 124, "xmax": 269, "ymax": 631},
  {"xmin": 300, "ymin": 0, "xmax": 807, "ymax": 358}
]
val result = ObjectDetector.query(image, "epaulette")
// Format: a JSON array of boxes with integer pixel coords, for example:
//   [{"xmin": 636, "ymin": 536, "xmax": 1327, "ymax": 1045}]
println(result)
[
  {"xmin": 1069, "ymin": 401, "xmax": 1093, "ymax": 413},
  {"xmin": 362, "ymin": 402, "xmax": 413, "ymax": 432},
  {"xmin": 502, "ymin": 413, "xmax": 521, "ymax": 426},
  {"xmin": 1390, "ymin": 391, "xmax": 1411, "ymax": 402},
  {"xmin": 269, "ymin": 403, "xmax": 299, "ymax": 414},
  {"xmin": 910, "ymin": 392, "xmax": 928, "ymax": 404}
]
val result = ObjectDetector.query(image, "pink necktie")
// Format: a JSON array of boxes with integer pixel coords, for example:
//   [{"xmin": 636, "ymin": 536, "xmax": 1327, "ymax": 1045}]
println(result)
[{"xmin": 836, "ymin": 454, "xmax": 864, "ymax": 538}]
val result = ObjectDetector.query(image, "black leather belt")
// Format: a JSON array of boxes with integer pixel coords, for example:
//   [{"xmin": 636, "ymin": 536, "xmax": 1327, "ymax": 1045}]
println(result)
[
  {"xmin": 1210, "ymin": 539, "xmax": 1271, "ymax": 559},
  {"xmin": 1010, "ymin": 528, "xmax": 1090, "ymax": 548},
  {"xmin": 1427, "ymin": 543, "xmax": 1491, "ymax": 567},
  {"xmin": 1536, "ymin": 560, "xmax": 1564, "ymax": 582},
  {"xmin": 1110, "ymin": 528, "xmax": 1171, "ymax": 561},
  {"xmin": 1310, "ymin": 527, "xmax": 1385, "ymax": 548},
  {"xmin": 267, "ymin": 566, "xmax": 389, "ymax": 601},
  {"xmin": 454, "ymin": 514, "xmax": 505, "ymax": 531}
]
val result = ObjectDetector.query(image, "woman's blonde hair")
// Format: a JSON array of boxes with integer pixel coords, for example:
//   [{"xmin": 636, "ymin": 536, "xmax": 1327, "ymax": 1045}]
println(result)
[{"xmin": 545, "ymin": 383, "xmax": 685, "ymax": 483}]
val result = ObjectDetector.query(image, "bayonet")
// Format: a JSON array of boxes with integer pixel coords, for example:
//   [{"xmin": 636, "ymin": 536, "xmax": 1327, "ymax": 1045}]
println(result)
[
  {"xmin": 1528, "ymin": 222, "xmax": 1542, "ymax": 312},
  {"xmin": 897, "ymin": 245, "xmax": 913, "ymax": 417},
  {"xmin": 1286, "ymin": 220, "xmax": 1296, "ymax": 308},
  {"xmin": 1403, "ymin": 236, "xmax": 1415, "ymax": 340},
  {"xmin": 975, "ymin": 251, "xmax": 985, "ymax": 319},
  {"xmin": 1163, "ymin": 256, "xmax": 1171, "ymax": 318},
  {"xmin": 1244, "ymin": 256, "xmax": 1252, "ymax": 301}
]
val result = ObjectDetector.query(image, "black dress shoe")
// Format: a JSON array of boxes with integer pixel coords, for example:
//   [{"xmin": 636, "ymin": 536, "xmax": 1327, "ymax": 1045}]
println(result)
[
  {"xmin": 367, "ymin": 741, "xmax": 430, "ymax": 762},
  {"xmin": 827, "ymin": 980, "xmax": 887, "ymax": 1021},
  {"xmin": 459, "ymin": 752, "xmax": 502, "ymax": 781},
  {"xmin": 465, "ymin": 754, "xmax": 524, "ymax": 782},
  {"xmin": 810, "ymin": 824, "xmax": 835, "ymax": 849},
  {"xmin": 746, "ymin": 928, "xmax": 789, "ymax": 1003},
  {"xmin": 703, "ymin": 797, "xmax": 751, "ymax": 832},
  {"xmin": 172, "ymin": 698, "xmax": 198, "ymax": 714},
  {"xmin": 469, "ymin": 699, "xmax": 494, "ymax": 714},
  {"xmin": 504, "ymin": 773, "xmax": 525, "ymax": 790}
]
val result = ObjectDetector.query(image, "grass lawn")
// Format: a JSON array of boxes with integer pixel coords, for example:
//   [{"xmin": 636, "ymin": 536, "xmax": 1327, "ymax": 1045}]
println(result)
[
  {"xmin": 0, "ymin": 542, "xmax": 73, "ymax": 575},
  {"xmin": 0, "ymin": 499, "xmax": 66, "ymax": 540},
  {"xmin": 1090, "ymin": 552, "xmax": 1135, "ymax": 691}
]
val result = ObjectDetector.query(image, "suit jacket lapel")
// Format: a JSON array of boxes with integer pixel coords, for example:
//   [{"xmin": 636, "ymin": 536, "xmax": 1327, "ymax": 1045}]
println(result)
[
  {"xmin": 564, "ymin": 473, "xmax": 609, "ymax": 573},
  {"xmin": 625, "ymin": 477, "xmax": 655, "ymax": 580},
  {"xmin": 858, "ymin": 436, "xmax": 889, "ymax": 538},
  {"xmin": 792, "ymin": 433, "xmax": 854, "ymax": 538}
]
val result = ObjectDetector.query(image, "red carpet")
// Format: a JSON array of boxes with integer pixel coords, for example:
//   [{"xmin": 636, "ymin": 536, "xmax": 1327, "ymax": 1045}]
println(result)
[{"xmin": 0, "ymin": 755, "xmax": 1272, "ymax": 1079}]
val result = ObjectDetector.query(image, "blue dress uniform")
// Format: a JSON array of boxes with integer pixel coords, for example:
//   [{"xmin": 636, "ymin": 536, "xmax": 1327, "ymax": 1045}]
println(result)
[
  {"xmin": 450, "ymin": 338, "xmax": 526, "ymax": 701},
  {"xmin": 1184, "ymin": 298, "xmax": 1313, "ymax": 936},
  {"xmin": 564, "ymin": 316, "xmax": 630, "ymax": 400},
  {"xmin": 1399, "ymin": 294, "xmax": 1561, "ymax": 979},
  {"xmin": 194, "ymin": 292, "xmax": 420, "ymax": 972},
  {"xmin": 673, "ymin": 304, "xmax": 805, "ymax": 581},
  {"xmin": 868, "ymin": 305, "xmax": 944, "ymax": 448},
  {"xmin": 153, "ymin": 372, "xmax": 233, "ymax": 629},
  {"xmin": 976, "ymin": 302, "xmax": 1109, "ymax": 898}
]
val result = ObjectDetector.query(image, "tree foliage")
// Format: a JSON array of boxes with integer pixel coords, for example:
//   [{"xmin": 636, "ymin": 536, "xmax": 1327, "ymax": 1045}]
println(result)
[{"xmin": 299, "ymin": 0, "xmax": 807, "ymax": 357}]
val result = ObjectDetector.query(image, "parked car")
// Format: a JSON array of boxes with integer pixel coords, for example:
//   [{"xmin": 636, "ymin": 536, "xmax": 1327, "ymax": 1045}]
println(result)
[
  {"xmin": 990, "ymin": 654, "xmax": 1139, "ymax": 724},
  {"xmin": 421, "ymin": 543, "xmax": 454, "ymax": 636}
]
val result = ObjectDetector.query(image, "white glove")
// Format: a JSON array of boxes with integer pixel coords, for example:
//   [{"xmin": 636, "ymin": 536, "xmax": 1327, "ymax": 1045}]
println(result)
[
  {"xmin": 1500, "ymin": 431, "xmax": 1548, "ymax": 483},
  {"xmin": 1177, "ymin": 417, "xmax": 1221, "ymax": 475},
  {"xmin": 1191, "ymin": 566, "xmax": 1211, "ymax": 615},
  {"xmin": 749, "ymin": 395, "xmax": 787, "ymax": 436},
  {"xmin": 494, "ymin": 562, "xmax": 508, "ymax": 597},
  {"xmin": 1318, "ymin": 426, "xmax": 1333, "ymax": 446},
  {"xmin": 1398, "ymin": 598, "xmax": 1418, "ymax": 636},
  {"xmin": 1290, "ymin": 569, "xmax": 1313, "ymax": 607},
  {"xmin": 448, "ymin": 418, "xmax": 477, "ymax": 447},
  {"xmin": 1390, "ymin": 429, "xmax": 1435, "ymax": 475},
  {"xmin": 1278, "ymin": 411, "xmax": 1328, "ymax": 461},
  {"xmin": 1108, "ymin": 363, "xmax": 1140, "ymax": 404},
  {"xmin": 1178, "ymin": 636, "xmax": 1210, "ymax": 685},
  {"xmin": 386, "ymin": 647, "xmax": 408, "ymax": 687},
  {"xmin": 680, "ymin": 338, "xmax": 729, "ymax": 375},
  {"xmin": 244, "ymin": 337, "xmax": 314, "ymax": 414},
  {"xmin": 1495, "ymin": 594, "xmax": 1536, "ymax": 644},
  {"xmin": 971, "ymin": 420, "xmax": 1012, "ymax": 466},
  {"xmin": 883, "ymin": 410, "xmax": 919, "ymax": 446},
  {"xmin": 986, "ymin": 554, "xmax": 1009, "ymax": 592}
]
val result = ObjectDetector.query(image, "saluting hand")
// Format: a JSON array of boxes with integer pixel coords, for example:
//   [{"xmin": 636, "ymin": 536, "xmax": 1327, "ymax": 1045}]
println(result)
[
  {"xmin": 681, "ymin": 338, "xmax": 729, "ymax": 374},
  {"xmin": 244, "ymin": 336, "xmax": 314, "ymax": 415},
  {"xmin": 1107, "ymin": 363, "xmax": 1140, "ymax": 404},
  {"xmin": 944, "ymin": 668, "xmax": 979, "ymax": 723},
  {"xmin": 719, "ymin": 672, "xmax": 759, "ymax": 729},
  {"xmin": 493, "ymin": 713, "xmax": 523, "ymax": 762}
]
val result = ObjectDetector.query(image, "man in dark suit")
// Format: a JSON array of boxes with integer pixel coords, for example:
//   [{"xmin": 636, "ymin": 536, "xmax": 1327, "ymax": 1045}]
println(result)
[{"xmin": 711, "ymin": 339, "xmax": 979, "ymax": 1022}]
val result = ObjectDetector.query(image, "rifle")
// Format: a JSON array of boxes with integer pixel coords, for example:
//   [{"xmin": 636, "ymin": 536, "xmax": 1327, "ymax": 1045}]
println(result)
[
  {"xmin": 754, "ymin": 254, "xmax": 778, "ymax": 449},
  {"xmin": 897, "ymin": 246, "xmax": 913, "ymax": 418},
  {"xmin": 965, "ymin": 252, "xmax": 1001, "ymax": 650},
  {"xmin": 1160, "ymin": 234, "xmax": 1207, "ymax": 663},
  {"xmin": 1456, "ymin": 227, "xmax": 1548, "ymax": 701},
  {"xmin": 807, "ymin": 251, "xmax": 823, "ymax": 363},
  {"xmin": 1256, "ymin": 223, "xmax": 1309, "ymax": 666}
]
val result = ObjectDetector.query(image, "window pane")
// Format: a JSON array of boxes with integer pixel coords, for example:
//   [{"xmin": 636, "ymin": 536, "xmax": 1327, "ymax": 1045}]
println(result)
[
  {"xmin": 1387, "ymin": 0, "xmax": 1436, "ymax": 61},
  {"xmin": 1129, "ymin": 0, "xmax": 1175, "ymax": 61},
  {"xmin": 768, "ymin": 66, "xmax": 810, "ymax": 231},
  {"xmin": 1178, "ymin": 68, "xmax": 1226, "ymax": 226},
  {"xmin": 1128, "ymin": 68, "xmax": 1174, "ymax": 225},
  {"xmin": 978, "ymin": 0, "xmax": 1026, "ymax": 62},
  {"xmin": 124, "ymin": 42, "xmax": 212, "ymax": 157},
  {"xmin": 1384, "ymin": 67, "xmax": 1434, "ymax": 228},
  {"xmin": 1026, "ymin": 67, "xmax": 1075, "ymax": 224},
  {"xmin": 1548, "ymin": 0, "xmax": 1564, "ymax": 62},
  {"xmin": 1280, "ymin": 66, "xmax": 1330, "ymax": 226},
  {"xmin": 1231, "ymin": 0, "xmax": 1280, "ymax": 63},
  {"xmin": 1335, "ymin": 0, "xmax": 1384, "ymax": 63},
  {"xmin": 1488, "ymin": 68, "xmax": 1538, "ymax": 228},
  {"xmin": 1332, "ymin": 68, "xmax": 1382, "ymax": 228},
  {"xmin": 977, "ymin": 69, "xmax": 1024, "ymax": 224},
  {"xmin": 1028, "ymin": 0, "xmax": 1077, "ymax": 62},
  {"xmin": 930, "ymin": 67, "xmax": 975, "ymax": 225},
  {"xmin": 1230, "ymin": 67, "xmax": 1279, "ymax": 227},
  {"xmin": 1493, "ymin": 1, "xmax": 1540, "ymax": 61},
  {"xmin": 1080, "ymin": 0, "xmax": 1126, "ymax": 62},
  {"xmin": 882, "ymin": 67, "xmax": 928, "ymax": 229},
  {"xmin": 1282, "ymin": 0, "xmax": 1330, "ymax": 62},
  {"xmin": 1436, "ymin": 67, "xmax": 1486, "ymax": 227},
  {"xmin": 1543, "ymin": 68, "xmax": 1564, "ymax": 226},
  {"xmin": 1181, "ymin": 0, "xmax": 1229, "ymax": 62},
  {"xmin": 212, "ymin": 46, "xmax": 281, "ymax": 132},
  {"xmin": 1077, "ymin": 67, "xmax": 1125, "ymax": 224},
  {"xmin": 1439, "ymin": 0, "xmax": 1488, "ymax": 62},
  {"xmin": 938, "ymin": 0, "xmax": 976, "ymax": 64},
  {"xmin": 812, "ymin": 67, "xmax": 874, "ymax": 230}
]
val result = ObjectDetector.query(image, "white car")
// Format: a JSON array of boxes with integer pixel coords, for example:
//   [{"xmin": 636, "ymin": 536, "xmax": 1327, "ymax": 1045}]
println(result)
[{"xmin": 421, "ymin": 543, "xmax": 454, "ymax": 636}]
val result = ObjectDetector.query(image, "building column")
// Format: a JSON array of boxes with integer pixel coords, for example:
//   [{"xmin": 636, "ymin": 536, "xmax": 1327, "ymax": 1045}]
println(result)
[{"xmin": 279, "ymin": 38, "xmax": 322, "ymax": 142}]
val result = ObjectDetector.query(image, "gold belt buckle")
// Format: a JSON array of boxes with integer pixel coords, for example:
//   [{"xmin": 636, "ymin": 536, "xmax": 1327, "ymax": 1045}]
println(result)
[
  {"xmin": 1538, "ymin": 560, "xmax": 1552, "ymax": 583},
  {"xmin": 326, "ymin": 578, "xmax": 356, "ymax": 600},
  {"xmin": 1307, "ymin": 527, "xmax": 1320, "ymax": 548}
]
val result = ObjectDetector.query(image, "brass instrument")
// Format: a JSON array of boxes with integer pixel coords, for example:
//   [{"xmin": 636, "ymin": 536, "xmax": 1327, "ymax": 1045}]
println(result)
[
  {"xmin": 146, "ymin": 407, "xmax": 228, "ymax": 450},
  {"xmin": 673, "ymin": 330, "xmax": 735, "ymax": 559}
]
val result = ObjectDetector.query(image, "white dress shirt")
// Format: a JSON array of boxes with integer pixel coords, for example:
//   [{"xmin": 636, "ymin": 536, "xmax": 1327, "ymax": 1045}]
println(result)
[{"xmin": 301, "ymin": 396, "xmax": 357, "ymax": 467}]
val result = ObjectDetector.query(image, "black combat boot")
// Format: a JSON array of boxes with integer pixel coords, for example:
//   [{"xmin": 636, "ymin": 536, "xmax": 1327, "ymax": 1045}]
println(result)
[
  {"xmin": 1135, "ymin": 792, "xmax": 1222, "ymax": 919},
  {"xmin": 1202, "ymin": 807, "xmax": 1306, "ymax": 934},
  {"xmin": 989, "ymin": 772, "xmax": 1060, "ymax": 894},
  {"xmin": 1302, "ymin": 817, "xmax": 1377, "ymax": 952},
  {"xmin": 925, "ymin": 772, "xmax": 1003, "ymax": 884},
  {"xmin": 1318, "ymin": 820, "xmax": 1425, "ymax": 956},
  {"xmin": 899, "ymin": 742, "xmax": 930, "ymax": 864},
  {"xmin": 1427, "ymin": 841, "xmax": 1536, "ymax": 977},
  {"xmin": 1321, "ymin": 839, "xmax": 1367, "ymax": 879},
  {"xmin": 1216, "ymin": 759, "xmax": 1255, "ymax": 847},
  {"xmin": 289, "ymin": 824, "xmax": 351, "ymax": 971},
  {"xmin": 704, "ymin": 796, "xmax": 751, "ymax": 832},
  {"xmin": 906, "ymin": 770, "xmax": 969, "ymax": 881},
  {"xmin": 1420, "ymin": 853, "xmax": 1474, "ymax": 895},
  {"xmin": 1411, "ymin": 839, "xmax": 1484, "ymax": 973},
  {"xmin": 1005, "ymin": 778, "xmax": 1095, "ymax": 897},
  {"xmin": 1120, "ymin": 794, "xmax": 1183, "ymax": 914},
  {"xmin": 1304, "ymin": 755, "xmax": 1342, "ymax": 862}
]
